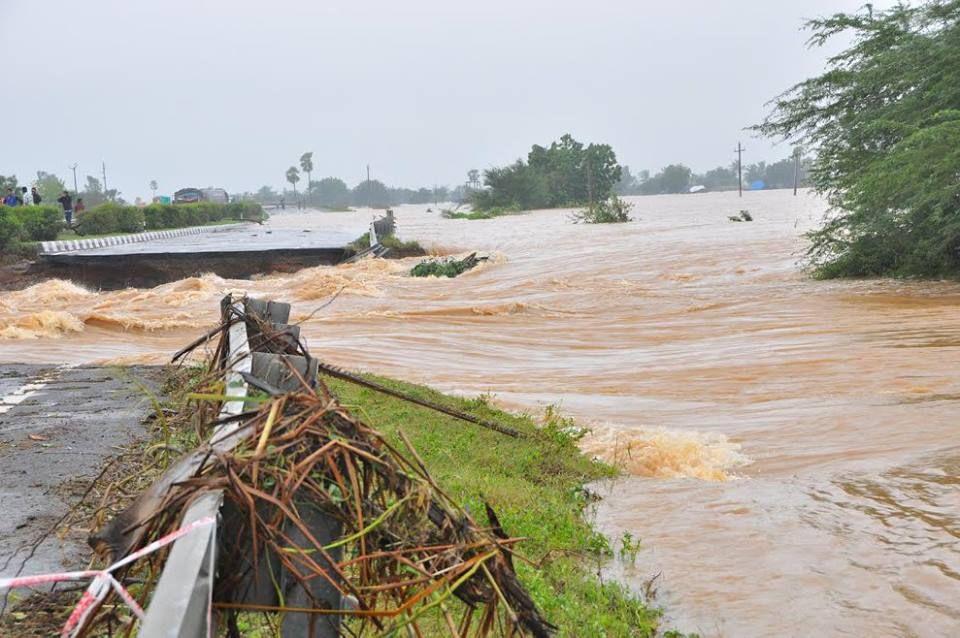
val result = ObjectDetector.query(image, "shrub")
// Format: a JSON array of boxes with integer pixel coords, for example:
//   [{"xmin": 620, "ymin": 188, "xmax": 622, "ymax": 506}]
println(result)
[
  {"xmin": 570, "ymin": 196, "xmax": 633, "ymax": 224},
  {"xmin": 7, "ymin": 205, "xmax": 64, "ymax": 241},
  {"xmin": 410, "ymin": 253, "xmax": 483, "ymax": 278},
  {"xmin": 75, "ymin": 203, "xmax": 145, "ymax": 235},
  {"xmin": 143, "ymin": 202, "xmax": 265, "ymax": 230},
  {"xmin": 0, "ymin": 207, "xmax": 22, "ymax": 250}
]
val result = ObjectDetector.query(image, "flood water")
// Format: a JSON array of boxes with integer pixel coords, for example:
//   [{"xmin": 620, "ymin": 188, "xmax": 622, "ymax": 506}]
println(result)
[{"xmin": 2, "ymin": 190, "xmax": 959, "ymax": 636}]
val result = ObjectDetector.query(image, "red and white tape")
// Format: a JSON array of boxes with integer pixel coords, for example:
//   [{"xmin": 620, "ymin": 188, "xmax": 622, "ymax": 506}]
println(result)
[{"xmin": 0, "ymin": 516, "xmax": 215, "ymax": 637}]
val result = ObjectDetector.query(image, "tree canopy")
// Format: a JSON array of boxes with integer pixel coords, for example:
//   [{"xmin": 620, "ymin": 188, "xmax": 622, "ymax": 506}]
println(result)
[
  {"xmin": 756, "ymin": 0, "xmax": 960, "ymax": 278},
  {"xmin": 471, "ymin": 134, "xmax": 622, "ymax": 211}
]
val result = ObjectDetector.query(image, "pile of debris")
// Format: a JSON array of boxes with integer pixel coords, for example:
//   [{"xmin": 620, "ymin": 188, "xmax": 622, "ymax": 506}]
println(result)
[{"xmin": 77, "ymin": 296, "xmax": 552, "ymax": 637}]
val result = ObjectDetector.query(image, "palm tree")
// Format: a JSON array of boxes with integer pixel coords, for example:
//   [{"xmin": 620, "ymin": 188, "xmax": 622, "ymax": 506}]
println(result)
[
  {"xmin": 286, "ymin": 166, "xmax": 301, "ymax": 205},
  {"xmin": 299, "ymin": 152, "xmax": 314, "ymax": 205}
]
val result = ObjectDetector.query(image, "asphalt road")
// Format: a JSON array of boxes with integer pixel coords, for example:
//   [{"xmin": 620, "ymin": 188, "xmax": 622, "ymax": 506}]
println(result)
[{"xmin": 0, "ymin": 365, "xmax": 163, "ymax": 580}]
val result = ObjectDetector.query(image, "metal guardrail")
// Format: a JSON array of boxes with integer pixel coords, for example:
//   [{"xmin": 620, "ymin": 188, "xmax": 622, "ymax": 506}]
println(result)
[
  {"xmin": 139, "ymin": 296, "xmax": 252, "ymax": 637},
  {"xmin": 137, "ymin": 296, "xmax": 340, "ymax": 637}
]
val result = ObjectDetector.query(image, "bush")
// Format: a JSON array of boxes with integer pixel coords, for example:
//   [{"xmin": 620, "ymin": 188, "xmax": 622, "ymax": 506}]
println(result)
[
  {"xmin": 8, "ymin": 205, "xmax": 64, "ymax": 241},
  {"xmin": 75, "ymin": 203, "xmax": 145, "ymax": 235},
  {"xmin": 0, "ymin": 208, "xmax": 22, "ymax": 250},
  {"xmin": 143, "ymin": 202, "xmax": 265, "ymax": 230},
  {"xmin": 570, "ymin": 196, "xmax": 633, "ymax": 224},
  {"xmin": 411, "ymin": 253, "xmax": 483, "ymax": 278}
]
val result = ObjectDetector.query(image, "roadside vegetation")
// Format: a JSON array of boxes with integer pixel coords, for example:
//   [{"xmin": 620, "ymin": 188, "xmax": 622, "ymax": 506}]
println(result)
[
  {"xmin": 0, "ymin": 201, "xmax": 265, "ymax": 251},
  {"xmin": 756, "ymin": 0, "xmax": 960, "ymax": 279}
]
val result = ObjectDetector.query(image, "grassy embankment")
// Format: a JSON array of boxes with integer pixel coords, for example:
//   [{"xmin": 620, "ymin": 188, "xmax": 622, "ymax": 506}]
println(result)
[{"xmin": 325, "ymin": 373, "xmax": 667, "ymax": 637}]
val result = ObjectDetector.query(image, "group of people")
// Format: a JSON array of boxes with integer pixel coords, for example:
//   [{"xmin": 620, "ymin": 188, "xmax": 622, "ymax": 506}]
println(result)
[
  {"xmin": 2, "ymin": 186, "xmax": 85, "ymax": 225},
  {"xmin": 3, "ymin": 186, "xmax": 42, "ymax": 207}
]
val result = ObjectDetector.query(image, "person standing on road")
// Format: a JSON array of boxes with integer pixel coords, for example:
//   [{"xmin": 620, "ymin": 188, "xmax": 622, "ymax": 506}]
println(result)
[
  {"xmin": 31, "ymin": 187, "xmax": 41, "ymax": 205},
  {"xmin": 74, "ymin": 197, "xmax": 86, "ymax": 219},
  {"xmin": 57, "ymin": 190, "xmax": 74, "ymax": 225}
]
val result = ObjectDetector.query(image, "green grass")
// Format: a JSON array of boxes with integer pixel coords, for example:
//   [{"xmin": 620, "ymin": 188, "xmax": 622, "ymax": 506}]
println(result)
[
  {"xmin": 441, "ymin": 205, "xmax": 525, "ymax": 220},
  {"xmin": 325, "ymin": 373, "xmax": 665, "ymax": 637}
]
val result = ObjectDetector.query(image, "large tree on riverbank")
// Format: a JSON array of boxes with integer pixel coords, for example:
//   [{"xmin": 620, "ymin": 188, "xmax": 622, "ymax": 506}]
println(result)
[{"xmin": 756, "ymin": 1, "xmax": 960, "ymax": 278}]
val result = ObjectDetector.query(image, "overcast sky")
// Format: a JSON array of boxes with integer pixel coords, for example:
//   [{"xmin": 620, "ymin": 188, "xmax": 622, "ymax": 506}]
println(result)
[{"xmin": 2, "ymin": 0, "xmax": 888, "ymax": 200}]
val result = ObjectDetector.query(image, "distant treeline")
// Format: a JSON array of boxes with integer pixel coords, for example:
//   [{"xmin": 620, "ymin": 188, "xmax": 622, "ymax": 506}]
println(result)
[
  {"xmin": 616, "ymin": 154, "xmax": 811, "ymax": 196},
  {"xmin": 236, "ymin": 180, "xmax": 454, "ymax": 210}
]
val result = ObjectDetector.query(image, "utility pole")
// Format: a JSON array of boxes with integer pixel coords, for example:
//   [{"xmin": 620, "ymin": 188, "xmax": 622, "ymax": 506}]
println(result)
[
  {"xmin": 101, "ymin": 161, "xmax": 109, "ymax": 200},
  {"xmin": 793, "ymin": 147, "xmax": 801, "ymax": 196},
  {"xmin": 68, "ymin": 163, "xmax": 79, "ymax": 195},
  {"xmin": 735, "ymin": 142, "xmax": 745, "ymax": 198}
]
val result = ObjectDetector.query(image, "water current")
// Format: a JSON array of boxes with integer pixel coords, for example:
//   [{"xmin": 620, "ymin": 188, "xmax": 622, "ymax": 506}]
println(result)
[{"xmin": 1, "ymin": 190, "xmax": 957, "ymax": 636}]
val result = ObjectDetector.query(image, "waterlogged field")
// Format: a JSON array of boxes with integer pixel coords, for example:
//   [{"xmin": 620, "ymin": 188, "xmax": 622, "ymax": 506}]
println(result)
[{"xmin": 1, "ymin": 191, "xmax": 959, "ymax": 635}]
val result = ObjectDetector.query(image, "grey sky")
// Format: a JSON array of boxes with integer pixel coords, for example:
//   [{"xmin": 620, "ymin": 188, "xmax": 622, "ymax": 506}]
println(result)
[{"xmin": 3, "ymin": 0, "xmax": 885, "ymax": 201}]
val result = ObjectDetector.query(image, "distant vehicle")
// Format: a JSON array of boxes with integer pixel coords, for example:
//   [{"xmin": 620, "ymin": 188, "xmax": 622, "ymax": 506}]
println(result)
[
  {"xmin": 174, "ymin": 187, "xmax": 229, "ymax": 204},
  {"xmin": 688, "ymin": 185, "xmax": 707, "ymax": 194}
]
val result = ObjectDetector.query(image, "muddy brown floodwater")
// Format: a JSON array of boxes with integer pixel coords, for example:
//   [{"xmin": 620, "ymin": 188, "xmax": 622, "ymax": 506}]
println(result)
[{"xmin": 2, "ymin": 191, "xmax": 959, "ymax": 636}]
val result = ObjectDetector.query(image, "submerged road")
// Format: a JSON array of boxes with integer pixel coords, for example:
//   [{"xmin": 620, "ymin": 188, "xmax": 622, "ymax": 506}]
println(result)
[{"xmin": 0, "ymin": 365, "xmax": 162, "ymax": 579}]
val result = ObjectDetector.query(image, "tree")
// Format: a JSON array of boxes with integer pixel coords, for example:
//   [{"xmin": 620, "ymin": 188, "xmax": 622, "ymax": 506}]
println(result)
[
  {"xmin": 471, "ymin": 134, "xmax": 622, "ymax": 210},
  {"xmin": 255, "ymin": 185, "xmax": 279, "ymax": 203},
  {"xmin": 352, "ymin": 179, "xmax": 391, "ymax": 208},
  {"xmin": 285, "ymin": 166, "xmax": 300, "ymax": 200},
  {"xmin": 640, "ymin": 164, "xmax": 692, "ymax": 194},
  {"xmin": 755, "ymin": 1, "xmax": 960, "ymax": 278},
  {"xmin": 299, "ymin": 152, "xmax": 314, "ymax": 204},
  {"xmin": 311, "ymin": 177, "xmax": 351, "ymax": 209},
  {"xmin": 81, "ymin": 175, "xmax": 108, "ymax": 207},
  {"xmin": 149, "ymin": 180, "xmax": 158, "ymax": 200},
  {"xmin": 0, "ymin": 175, "xmax": 17, "ymax": 194},
  {"xmin": 35, "ymin": 171, "xmax": 66, "ymax": 205},
  {"xmin": 467, "ymin": 169, "xmax": 481, "ymax": 190}
]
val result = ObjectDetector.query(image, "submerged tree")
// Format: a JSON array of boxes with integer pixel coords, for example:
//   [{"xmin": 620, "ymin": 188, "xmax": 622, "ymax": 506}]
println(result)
[{"xmin": 756, "ymin": 1, "xmax": 960, "ymax": 278}]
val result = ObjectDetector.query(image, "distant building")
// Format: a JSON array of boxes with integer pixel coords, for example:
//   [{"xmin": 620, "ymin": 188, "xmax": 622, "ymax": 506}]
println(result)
[{"xmin": 174, "ymin": 187, "xmax": 229, "ymax": 204}]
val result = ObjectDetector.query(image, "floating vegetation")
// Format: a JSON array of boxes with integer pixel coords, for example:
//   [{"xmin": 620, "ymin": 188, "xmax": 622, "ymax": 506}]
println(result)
[
  {"xmin": 411, "ymin": 253, "xmax": 485, "ymax": 278},
  {"xmin": 728, "ymin": 210, "xmax": 753, "ymax": 222}
]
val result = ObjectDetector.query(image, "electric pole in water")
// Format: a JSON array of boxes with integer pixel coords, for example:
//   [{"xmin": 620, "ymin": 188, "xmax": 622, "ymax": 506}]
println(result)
[
  {"xmin": 68, "ymin": 163, "xmax": 79, "ymax": 195},
  {"xmin": 735, "ymin": 142, "xmax": 745, "ymax": 198}
]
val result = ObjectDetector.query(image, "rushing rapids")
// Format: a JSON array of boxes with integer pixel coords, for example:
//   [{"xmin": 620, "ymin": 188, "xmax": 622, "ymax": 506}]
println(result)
[{"xmin": 1, "ymin": 191, "xmax": 958, "ymax": 635}]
